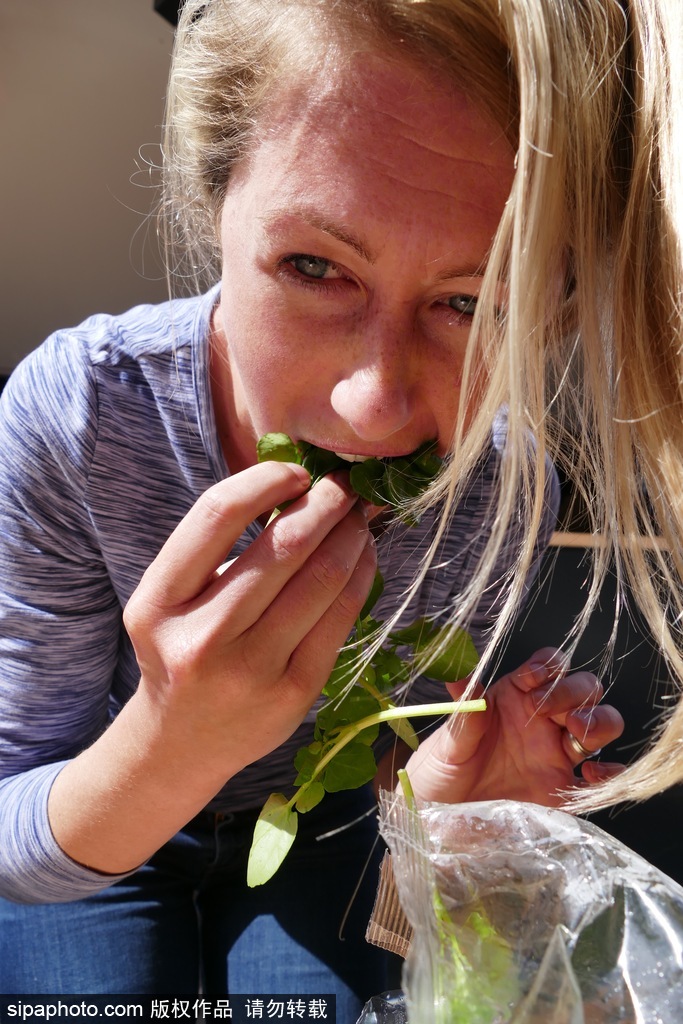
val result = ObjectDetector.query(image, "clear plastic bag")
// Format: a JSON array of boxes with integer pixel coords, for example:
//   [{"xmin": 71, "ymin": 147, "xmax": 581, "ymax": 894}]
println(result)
[
  {"xmin": 359, "ymin": 797, "xmax": 683, "ymax": 1023},
  {"xmin": 356, "ymin": 990, "xmax": 408, "ymax": 1023}
]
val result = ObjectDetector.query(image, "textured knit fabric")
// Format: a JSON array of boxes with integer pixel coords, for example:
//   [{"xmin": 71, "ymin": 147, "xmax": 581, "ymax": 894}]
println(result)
[{"xmin": 0, "ymin": 287, "xmax": 559, "ymax": 903}]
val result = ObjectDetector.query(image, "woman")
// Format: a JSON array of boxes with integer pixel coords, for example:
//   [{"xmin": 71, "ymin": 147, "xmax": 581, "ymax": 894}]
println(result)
[{"xmin": 2, "ymin": 0, "xmax": 673, "ymax": 1009}]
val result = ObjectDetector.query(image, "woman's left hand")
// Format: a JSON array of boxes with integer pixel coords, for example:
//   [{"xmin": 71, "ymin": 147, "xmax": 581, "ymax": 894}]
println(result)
[{"xmin": 403, "ymin": 646, "xmax": 624, "ymax": 806}]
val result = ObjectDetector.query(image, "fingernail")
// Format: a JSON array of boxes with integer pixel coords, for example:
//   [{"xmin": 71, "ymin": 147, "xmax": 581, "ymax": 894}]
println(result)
[
  {"xmin": 290, "ymin": 464, "xmax": 312, "ymax": 488},
  {"xmin": 528, "ymin": 651, "xmax": 569, "ymax": 678},
  {"xmin": 527, "ymin": 660, "xmax": 558, "ymax": 687},
  {"xmin": 526, "ymin": 664, "xmax": 548, "ymax": 690},
  {"xmin": 327, "ymin": 469, "xmax": 354, "ymax": 493}
]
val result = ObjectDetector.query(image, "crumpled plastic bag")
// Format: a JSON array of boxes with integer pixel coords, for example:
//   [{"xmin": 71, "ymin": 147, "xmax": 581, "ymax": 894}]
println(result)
[
  {"xmin": 356, "ymin": 991, "xmax": 409, "ymax": 1023},
  {"xmin": 357, "ymin": 798, "xmax": 683, "ymax": 1024}
]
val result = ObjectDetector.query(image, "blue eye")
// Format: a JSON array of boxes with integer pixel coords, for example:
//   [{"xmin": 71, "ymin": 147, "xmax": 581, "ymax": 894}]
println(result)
[
  {"xmin": 448, "ymin": 294, "xmax": 478, "ymax": 316},
  {"xmin": 291, "ymin": 255, "xmax": 332, "ymax": 279}
]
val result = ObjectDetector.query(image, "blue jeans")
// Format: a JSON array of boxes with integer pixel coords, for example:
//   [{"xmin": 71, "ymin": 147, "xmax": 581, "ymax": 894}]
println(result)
[{"xmin": 0, "ymin": 787, "xmax": 401, "ymax": 1018}]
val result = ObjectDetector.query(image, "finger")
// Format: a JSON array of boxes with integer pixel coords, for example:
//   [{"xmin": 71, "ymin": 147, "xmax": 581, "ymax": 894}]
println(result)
[
  {"xmin": 140, "ymin": 462, "xmax": 312, "ymax": 603},
  {"xmin": 563, "ymin": 728, "xmax": 600, "ymax": 765},
  {"xmin": 505, "ymin": 647, "xmax": 572, "ymax": 694},
  {"xmin": 530, "ymin": 671, "xmax": 603, "ymax": 718},
  {"xmin": 445, "ymin": 676, "xmax": 481, "ymax": 703},
  {"xmin": 432, "ymin": 678, "xmax": 489, "ymax": 765},
  {"xmin": 250, "ymin": 500, "xmax": 374, "ymax": 660},
  {"xmin": 210, "ymin": 473, "xmax": 366, "ymax": 634},
  {"xmin": 580, "ymin": 760, "xmax": 625, "ymax": 785},
  {"xmin": 564, "ymin": 703, "xmax": 624, "ymax": 754},
  {"xmin": 287, "ymin": 535, "xmax": 378, "ymax": 695}
]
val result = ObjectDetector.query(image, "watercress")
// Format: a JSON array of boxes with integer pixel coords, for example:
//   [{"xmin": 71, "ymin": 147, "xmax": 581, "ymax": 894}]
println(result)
[
  {"xmin": 397, "ymin": 770, "xmax": 519, "ymax": 1023},
  {"xmin": 247, "ymin": 434, "xmax": 484, "ymax": 887},
  {"xmin": 255, "ymin": 432, "xmax": 443, "ymax": 523}
]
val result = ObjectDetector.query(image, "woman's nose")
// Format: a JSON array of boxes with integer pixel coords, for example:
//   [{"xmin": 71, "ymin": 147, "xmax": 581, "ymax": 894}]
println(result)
[{"xmin": 329, "ymin": 329, "xmax": 416, "ymax": 443}]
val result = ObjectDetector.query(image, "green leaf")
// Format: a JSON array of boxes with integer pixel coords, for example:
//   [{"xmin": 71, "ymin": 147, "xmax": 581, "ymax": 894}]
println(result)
[
  {"xmin": 293, "ymin": 742, "xmax": 323, "ymax": 785},
  {"xmin": 294, "ymin": 781, "xmax": 325, "ymax": 813},
  {"xmin": 315, "ymin": 688, "xmax": 381, "ymax": 739},
  {"xmin": 389, "ymin": 617, "xmax": 437, "ymax": 648},
  {"xmin": 384, "ymin": 461, "xmax": 426, "ymax": 504},
  {"xmin": 299, "ymin": 444, "xmax": 346, "ymax": 483},
  {"xmin": 416, "ymin": 625, "xmax": 480, "ymax": 682},
  {"xmin": 388, "ymin": 714, "xmax": 420, "ymax": 751},
  {"xmin": 360, "ymin": 664, "xmax": 377, "ymax": 688},
  {"xmin": 372, "ymin": 648, "xmax": 410, "ymax": 692},
  {"xmin": 256, "ymin": 433, "xmax": 302, "ymax": 464},
  {"xmin": 349, "ymin": 459, "xmax": 390, "ymax": 504},
  {"xmin": 322, "ymin": 740, "xmax": 377, "ymax": 792},
  {"xmin": 247, "ymin": 793, "xmax": 298, "ymax": 887},
  {"xmin": 322, "ymin": 649, "xmax": 357, "ymax": 699},
  {"xmin": 256, "ymin": 434, "xmax": 442, "ymax": 513},
  {"xmin": 411, "ymin": 446, "xmax": 442, "ymax": 477}
]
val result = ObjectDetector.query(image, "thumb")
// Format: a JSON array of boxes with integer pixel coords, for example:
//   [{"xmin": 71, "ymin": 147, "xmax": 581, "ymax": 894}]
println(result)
[{"xmin": 432, "ymin": 677, "xmax": 490, "ymax": 766}]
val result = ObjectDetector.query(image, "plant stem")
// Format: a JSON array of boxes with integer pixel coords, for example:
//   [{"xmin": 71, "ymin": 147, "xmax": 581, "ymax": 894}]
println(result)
[
  {"xmin": 288, "ymin": 698, "xmax": 486, "ymax": 810},
  {"xmin": 397, "ymin": 767, "xmax": 416, "ymax": 809}
]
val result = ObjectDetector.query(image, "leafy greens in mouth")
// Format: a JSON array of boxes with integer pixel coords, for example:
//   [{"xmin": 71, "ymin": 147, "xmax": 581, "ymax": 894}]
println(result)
[{"xmin": 255, "ymin": 432, "xmax": 443, "ymax": 523}]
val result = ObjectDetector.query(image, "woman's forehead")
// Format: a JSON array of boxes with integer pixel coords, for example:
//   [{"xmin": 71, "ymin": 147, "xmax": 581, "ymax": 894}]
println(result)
[
  {"xmin": 224, "ymin": 50, "xmax": 514, "ymax": 279},
  {"xmin": 247, "ymin": 49, "xmax": 514, "ymax": 184}
]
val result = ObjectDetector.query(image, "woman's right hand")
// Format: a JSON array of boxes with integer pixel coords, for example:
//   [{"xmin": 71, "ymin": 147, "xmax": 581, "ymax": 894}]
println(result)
[
  {"xmin": 48, "ymin": 461, "xmax": 376, "ymax": 874},
  {"xmin": 125, "ymin": 460, "xmax": 376, "ymax": 773}
]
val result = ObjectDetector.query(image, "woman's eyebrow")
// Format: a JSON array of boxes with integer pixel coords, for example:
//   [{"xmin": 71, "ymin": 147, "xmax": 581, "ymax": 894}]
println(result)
[
  {"xmin": 431, "ymin": 262, "xmax": 487, "ymax": 283},
  {"xmin": 261, "ymin": 206, "xmax": 487, "ymax": 280},
  {"xmin": 261, "ymin": 206, "xmax": 376, "ymax": 263}
]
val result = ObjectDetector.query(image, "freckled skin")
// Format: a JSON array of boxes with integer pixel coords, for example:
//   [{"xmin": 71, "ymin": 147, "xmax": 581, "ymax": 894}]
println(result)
[{"xmin": 210, "ymin": 50, "xmax": 515, "ymax": 475}]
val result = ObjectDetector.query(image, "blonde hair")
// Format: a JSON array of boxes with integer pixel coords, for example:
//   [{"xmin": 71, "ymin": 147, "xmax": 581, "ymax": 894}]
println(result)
[{"xmin": 162, "ymin": 0, "xmax": 683, "ymax": 811}]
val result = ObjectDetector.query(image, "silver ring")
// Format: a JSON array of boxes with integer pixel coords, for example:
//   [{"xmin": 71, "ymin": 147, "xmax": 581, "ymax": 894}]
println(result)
[{"xmin": 565, "ymin": 731, "xmax": 601, "ymax": 762}]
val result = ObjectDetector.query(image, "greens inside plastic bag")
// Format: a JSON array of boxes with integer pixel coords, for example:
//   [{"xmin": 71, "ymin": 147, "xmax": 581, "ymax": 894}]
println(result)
[{"xmin": 361, "ymin": 795, "xmax": 683, "ymax": 1024}]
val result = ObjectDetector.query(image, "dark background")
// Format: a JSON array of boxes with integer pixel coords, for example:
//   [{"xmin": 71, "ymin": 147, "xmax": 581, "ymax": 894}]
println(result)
[{"xmin": 154, "ymin": 0, "xmax": 181, "ymax": 23}]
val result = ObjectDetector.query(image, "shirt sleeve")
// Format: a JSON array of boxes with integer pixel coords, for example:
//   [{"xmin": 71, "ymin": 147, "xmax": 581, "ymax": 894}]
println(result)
[{"xmin": 0, "ymin": 333, "xmax": 136, "ymax": 903}]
